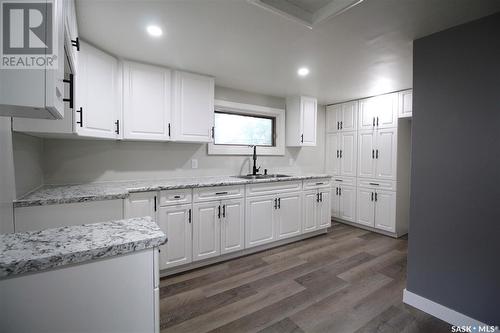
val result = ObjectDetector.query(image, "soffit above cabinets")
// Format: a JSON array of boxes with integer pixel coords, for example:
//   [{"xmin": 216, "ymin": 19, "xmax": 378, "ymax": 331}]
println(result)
[{"xmin": 248, "ymin": 0, "xmax": 364, "ymax": 28}]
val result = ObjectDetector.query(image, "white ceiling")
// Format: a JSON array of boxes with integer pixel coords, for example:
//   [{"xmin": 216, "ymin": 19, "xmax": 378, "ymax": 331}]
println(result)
[{"xmin": 76, "ymin": 0, "xmax": 500, "ymax": 104}]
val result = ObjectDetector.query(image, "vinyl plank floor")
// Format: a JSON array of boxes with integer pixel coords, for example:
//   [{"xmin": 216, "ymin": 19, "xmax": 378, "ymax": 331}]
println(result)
[{"xmin": 160, "ymin": 223, "xmax": 451, "ymax": 333}]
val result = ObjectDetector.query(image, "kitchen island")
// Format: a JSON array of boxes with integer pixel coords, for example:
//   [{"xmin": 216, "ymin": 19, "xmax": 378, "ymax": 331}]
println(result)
[{"xmin": 0, "ymin": 216, "xmax": 166, "ymax": 333}]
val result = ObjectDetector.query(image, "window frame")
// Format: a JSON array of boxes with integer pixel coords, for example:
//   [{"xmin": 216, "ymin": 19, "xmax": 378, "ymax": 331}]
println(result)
[
  {"xmin": 208, "ymin": 100, "xmax": 285, "ymax": 156},
  {"xmin": 213, "ymin": 111, "xmax": 276, "ymax": 147}
]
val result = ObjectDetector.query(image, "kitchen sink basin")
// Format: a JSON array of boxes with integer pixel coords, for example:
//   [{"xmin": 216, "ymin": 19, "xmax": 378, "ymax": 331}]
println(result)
[{"xmin": 234, "ymin": 174, "xmax": 292, "ymax": 180}]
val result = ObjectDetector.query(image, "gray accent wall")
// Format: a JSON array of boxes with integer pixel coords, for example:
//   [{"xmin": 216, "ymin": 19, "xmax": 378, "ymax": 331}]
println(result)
[{"xmin": 408, "ymin": 12, "xmax": 500, "ymax": 324}]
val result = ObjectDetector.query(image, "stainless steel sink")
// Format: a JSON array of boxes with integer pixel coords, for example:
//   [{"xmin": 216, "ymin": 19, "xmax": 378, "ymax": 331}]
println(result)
[{"xmin": 234, "ymin": 174, "xmax": 292, "ymax": 180}]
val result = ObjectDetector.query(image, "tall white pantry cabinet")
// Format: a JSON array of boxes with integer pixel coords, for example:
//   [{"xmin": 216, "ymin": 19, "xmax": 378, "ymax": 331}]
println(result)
[{"xmin": 325, "ymin": 90, "xmax": 412, "ymax": 237}]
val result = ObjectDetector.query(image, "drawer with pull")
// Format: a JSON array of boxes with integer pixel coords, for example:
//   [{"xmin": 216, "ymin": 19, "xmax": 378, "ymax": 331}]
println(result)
[
  {"xmin": 194, "ymin": 185, "xmax": 244, "ymax": 202},
  {"xmin": 159, "ymin": 189, "xmax": 192, "ymax": 206},
  {"xmin": 303, "ymin": 178, "xmax": 331, "ymax": 190},
  {"xmin": 246, "ymin": 180, "xmax": 302, "ymax": 197},
  {"xmin": 331, "ymin": 177, "xmax": 356, "ymax": 187},
  {"xmin": 357, "ymin": 178, "xmax": 396, "ymax": 191}
]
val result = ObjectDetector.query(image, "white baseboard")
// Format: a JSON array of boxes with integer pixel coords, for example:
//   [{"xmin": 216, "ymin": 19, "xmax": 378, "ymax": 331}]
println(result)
[{"xmin": 403, "ymin": 289, "xmax": 490, "ymax": 327}]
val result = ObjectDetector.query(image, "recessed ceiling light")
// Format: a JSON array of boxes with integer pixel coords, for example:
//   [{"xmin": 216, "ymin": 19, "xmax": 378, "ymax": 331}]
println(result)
[
  {"xmin": 147, "ymin": 25, "xmax": 163, "ymax": 37},
  {"xmin": 298, "ymin": 67, "xmax": 310, "ymax": 77}
]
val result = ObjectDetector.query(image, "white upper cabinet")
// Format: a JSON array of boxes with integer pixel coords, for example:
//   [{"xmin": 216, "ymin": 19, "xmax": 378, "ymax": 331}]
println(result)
[
  {"xmin": 286, "ymin": 96, "xmax": 317, "ymax": 147},
  {"xmin": 358, "ymin": 93, "xmax": 397, "ymax": 130},
  {"xmin": 326, "ymin": 133, "xmax": 341, "ymax": 176},
  {"xmin": 398, "ymin": 89, "xmax": 412, "ymax": 118},
  {"xmin": 375, "ymin": 128, "xmax": 398, "ymax": 180},
  {"xmin": 358, "ymin": 128, "xmax": 397, "ymax": 180},
  {"xmin": 122, "ymin": 61, "xmax": 171, "ymax": 141},
  {"xmin": 173, "ymin": 71, "xmax": 214, "ymax": 142},
  {"xmin": 63, "ymin": 0, "xmax": 79, "ymax": 72},
  {"xmin": 326, "ymin": 132, "xmax": 357, "ymax": 177},
  {"xmin": 0, "ymin": 0, "xmax": 65, "ymax": 119},
  {"xmin": 76, "ymin": 41, "xmax": 121, "ymax": 139},
  {"xmin": 326, "ymin": 101, "xmax": 357, "ymax": 133},
  {"xmin": 340, "ymin": 131, "xmax": 358, "ymax": 177},
  {"xmin": 13, "ymin": 41, "xmax": 121, "ymax": 139}
]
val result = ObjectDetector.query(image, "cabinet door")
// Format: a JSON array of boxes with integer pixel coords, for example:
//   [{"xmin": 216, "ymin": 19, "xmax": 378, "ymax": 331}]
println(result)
[
  {"xmin": 300, "ymin": 97, "xmax": 317, "ymax": 146},
  {"xmin": 398, "ymin": 90, "xmax": 412, "ymax": 118},
  {"xmin": 341, "ymin": 101, "xmax": 358, "ymax": 132},
  {"xmin": 318, "ymin": 190, "xmax": 331, "ymax": 228},
  {"xmin": 221, "ymin": 198, "xmax": 245, "ymax": 255},
  {"xmin": 76, "ymin": 41, "xmax": 119, "ymax": 139},
  {"xmin": 339, "ymin": 185, "xmax": 356, "ymax": 222},
  {"xmin": 374, "ymin": 93, "xmax": 397, "ymax": 129},
  {"xmin": 245, "ymin": 195, "xmax": 276, "ymax": 248},
  {"xmin": 325, "ymin": 104, "xmax": 341, "ymax": 133},
  {"xmin": 173, "ymin": 72, "xmax": 214, "ymax": 142},
  {"xmin": 64, "ymin": 0, "xmax": 78, "ymax": 71},
  {"xmin": 374, "ymin": 190, "xmax": 396, "ymax": 232},
  {"xmin": 123, "ymin": 61, "xmax": 171, "ymax": 141},
  {"xmin": 124, "ymin": 192, "xmax": 157, "ymax": 221},
  {"xmin": 275, "ymin": 192, "xmax": 302, "ymax": 240},
  {"xmin": 356, "ymin": 188, "xmax": 375, "ymax": 227},
  {"xmin": 331, "ymin": 186, "xmax": 341, "ymax": 218},
  {"xmin": 193, "ymin": 201, "xmax": 220, "ymax": 261},
  {"xmin": 358, "ymin": 98, "xmax": 376, "ymax": 130},
  {"xmin": 303, "ymin": 190, "xmax": 317, "ymax": 233},
  {"xmin": 340, "ymin": 131, "xmax": 357, "ymax": 177},
  {"xmin": 325, "ymin": 133, "xmax": 340, "ymax": 176},
  {"xmin": 375, "ymin": 128, "xmax": 398, "ymax": 180},
  {"xmin": 158, "ymin": 204, "xmax": 192, "ymax": 269},
  {"xmin": 358, "ymin": 130, "xmax": 376, "ymax": 178}
]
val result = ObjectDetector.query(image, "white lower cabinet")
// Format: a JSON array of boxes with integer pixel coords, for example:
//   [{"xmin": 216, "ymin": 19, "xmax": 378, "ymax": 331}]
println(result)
[
  {"xmin": 356, "ymin": 187, "xmax": 396, "ymax": 232},
  {"xmin": 124, "ymin": 192, "xmax": 157, "ymax": 221},
  {"xmin": 193, "ymin": 198, "xmax": 245, "ymax": 261},
  {"xmin": 356, "ymin": 187, "xmax": 375, "ymax": 227},
  {"xmin": 373, "ymin": 190, "xmax": 396, "ymax": 232},
  {"xmin": 158, "ymin": 204, "xmax": 192, "ymax": 269},
  {"xmin": 193, "ymin": 201, "xmax": 220, "ymax": 261},
  {"xmin": 275, "ymin": 192, "xmax": 302, "ymax": 240},
  {"xmin": 245, "ymin": 194, "xmax": 276, "ymax": 248},
  {"xmin": 220, "ymin": 198, "xmax": 245, "ymax": 254},
  {"xmin": 246, "ymin": 190, "xmax": 303, "ymax": 249},
  {"xmin": 332, "ymin": 184, "xmax": 356, "ymax": 223},
  {"xmin": 302, "ymin": 189, "xmax": 331, "ymax": 233}
]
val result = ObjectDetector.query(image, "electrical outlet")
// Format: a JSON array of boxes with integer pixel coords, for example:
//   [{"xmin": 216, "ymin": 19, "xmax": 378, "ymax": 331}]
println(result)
[{"xmin": 191, "ymin": 159, "xmax": 198, "ymax": 169}]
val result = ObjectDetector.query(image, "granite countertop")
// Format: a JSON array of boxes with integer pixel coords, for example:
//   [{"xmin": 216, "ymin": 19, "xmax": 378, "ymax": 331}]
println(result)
[
  {"xmin": 0, "ymin": 217, "xmax": 167, "ymax": 279},
  {"xmin": 14, "ymin": 174, "xmax": 332, "ymax": 208}
]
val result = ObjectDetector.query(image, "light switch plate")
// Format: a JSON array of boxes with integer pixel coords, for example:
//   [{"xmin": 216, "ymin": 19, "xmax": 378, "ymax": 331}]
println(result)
[{"xmin": 191, "ymin": 159, "xmax": 198, "ymax": 169}]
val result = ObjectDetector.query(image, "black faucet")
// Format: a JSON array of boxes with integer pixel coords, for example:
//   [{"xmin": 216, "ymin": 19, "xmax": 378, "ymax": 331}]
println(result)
[{"xmin": 251, "ymin": 145, "xmax": 261, "ymax": 175}]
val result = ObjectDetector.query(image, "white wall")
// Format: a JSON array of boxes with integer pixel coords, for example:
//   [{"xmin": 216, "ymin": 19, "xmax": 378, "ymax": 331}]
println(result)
[
  {"xmin": 40, "ymin": 87, "xmax": 326, "ymax": 184},
  {"xmin": 0, "ymin": 117, "xmax": 15, "ymax": 233},
  {"xmin": 12, "ymin": 133, "xmax": 43, "ymax": 197}
]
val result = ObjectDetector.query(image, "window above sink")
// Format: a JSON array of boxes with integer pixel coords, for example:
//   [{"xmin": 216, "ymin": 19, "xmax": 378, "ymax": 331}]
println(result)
[{"xmin": 208, "ymin": 100, "xmax": 285, "ymax": 156}]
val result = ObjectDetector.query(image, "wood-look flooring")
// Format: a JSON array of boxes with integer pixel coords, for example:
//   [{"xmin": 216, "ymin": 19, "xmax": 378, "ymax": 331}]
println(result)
[{"xmin": 159, "ymin": 223, "xmax": 450, "ymax": 333}]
